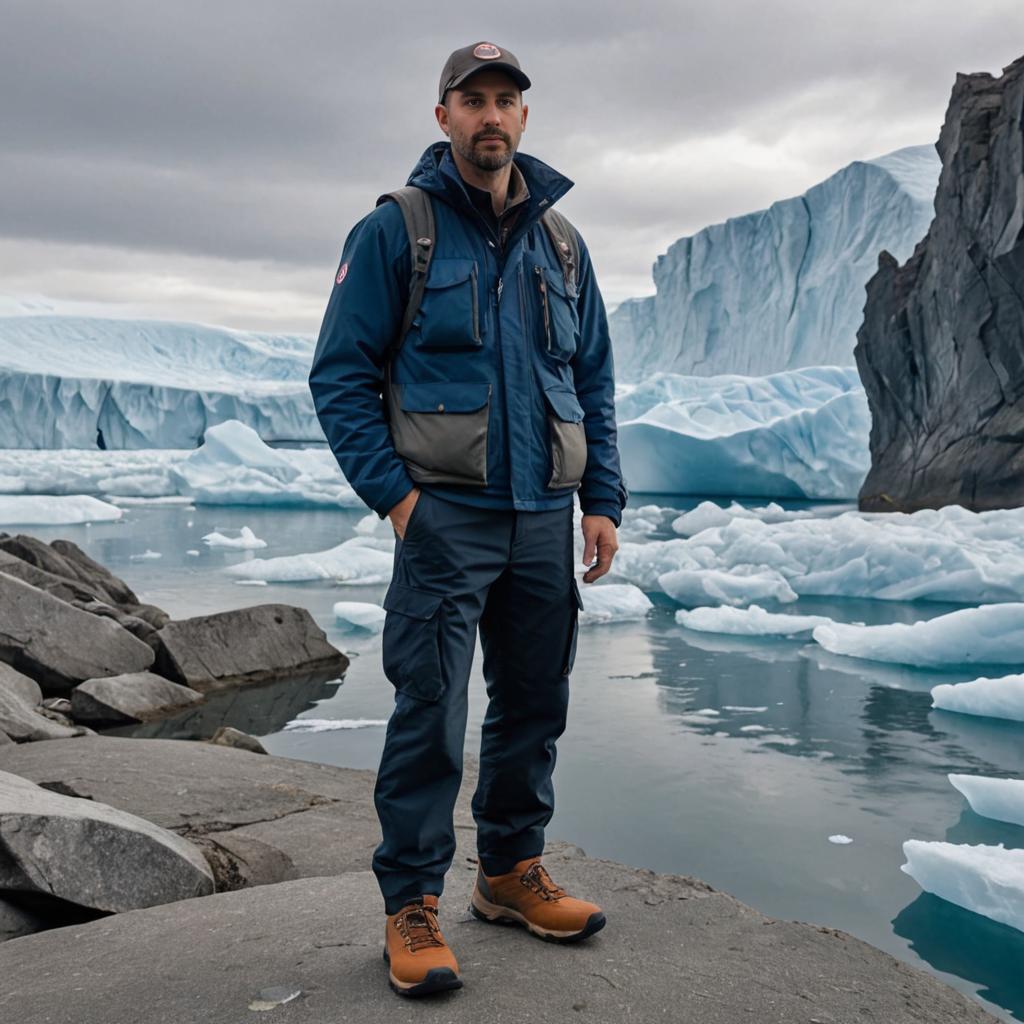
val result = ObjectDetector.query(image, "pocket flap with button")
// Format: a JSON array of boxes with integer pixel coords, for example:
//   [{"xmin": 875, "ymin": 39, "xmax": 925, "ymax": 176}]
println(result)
[
  {"xmin": 542, "ymin": 264, "xmax": 578, "ymax": 301},
  {"xmin": 543, "ymin": 386, "xmax": 585, "ymax": 423},
  {"xmin": 382, "ymin": 582, "xmax": 444, "ymax": 620},
  {"xmin": 398, "ymin": 381, "xmax": 491, "ymax": 414},
  {"xmin": 414, "ymin": 258, "xmax": 481, "ymax": 349}
]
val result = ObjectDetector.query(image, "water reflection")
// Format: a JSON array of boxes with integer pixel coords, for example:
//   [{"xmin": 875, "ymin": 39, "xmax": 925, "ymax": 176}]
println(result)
[{"xmin": 893, "ymin": 893, "xmax": 1024, "ymax": 1022}]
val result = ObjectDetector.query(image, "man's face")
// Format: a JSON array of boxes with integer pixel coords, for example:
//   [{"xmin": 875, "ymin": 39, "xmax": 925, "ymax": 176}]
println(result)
[{"xmin": 436, "ymin": 69, "xmax": 528, "ymax": 172}]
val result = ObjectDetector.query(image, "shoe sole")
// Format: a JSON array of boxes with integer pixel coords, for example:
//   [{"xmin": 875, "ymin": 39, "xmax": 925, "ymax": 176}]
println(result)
[
  {"xmin": 382, "ymin": 949, "xmax": 463, "ymax": 997},
  {"xmin": 469, "ymin": 890, "xmax": 607, "ymax": 943}
]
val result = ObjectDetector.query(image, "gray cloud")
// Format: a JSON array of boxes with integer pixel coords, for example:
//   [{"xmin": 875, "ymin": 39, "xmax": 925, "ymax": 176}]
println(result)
[{"xmin": 3, "ymin": 0, "xmax": 1022, "ymax": 331}]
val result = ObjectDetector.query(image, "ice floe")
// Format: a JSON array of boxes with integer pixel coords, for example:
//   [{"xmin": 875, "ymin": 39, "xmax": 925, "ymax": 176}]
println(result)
[
  {"xmin": 931, "ymin": 674, "xmax": 1024, "ymax": 723},
  {"xmin": 949, "ymin": 774, "xmax": 1024, "ymax": 828},
  {"xmin": 282, "ymin": 718, "xmax": 389, "ymax": 732},
  {"xmin": 901, "ymin": 840, "xmax": 1024, "ymax": 934},
  {"xmin": 829, "ymin": 835, "xmax": 854, "ymax": 845},
  {"xmin": 659, "ymin": 568, "xmax": 797, "ymax": 608},
  {"xmin": 676, "ymin": 604, "xmax": 833, "ymax": 635},
  {"xmin": 577, "ymin": 583, "xmax": 653, "ymax": 624},
  {"xmin": 671, "ymin": 500, "xmax": 824, "ymax": 537},
  {"xmin": 813, "ymin": 605, "xmax": 1024, "ymax": 669},
  {"xmin": 0, "ymin": 494, "xmax": 124, "ymax": 525},
  {"xmin": 201, "ymin": 525, "xmax": 267, "ymax": 549},
  {"xmin": 333, "ymin": 602, "xmax": 387, "ymax": 633},
  {"xmin": 224, "ymin": 536, "xmax": 394, "ymax": 584}
]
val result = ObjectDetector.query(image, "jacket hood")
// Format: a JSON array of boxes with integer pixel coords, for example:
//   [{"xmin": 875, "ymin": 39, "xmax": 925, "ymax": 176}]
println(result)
[{"xmin": 405, "ymin": 141, "xmax": 574, "ymax": 223}]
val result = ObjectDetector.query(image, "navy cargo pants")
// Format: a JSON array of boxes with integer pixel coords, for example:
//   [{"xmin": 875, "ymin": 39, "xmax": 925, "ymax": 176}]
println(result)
[{"xmin": 372, "ymin": 488, "xmax": 584, "ymax": 914}]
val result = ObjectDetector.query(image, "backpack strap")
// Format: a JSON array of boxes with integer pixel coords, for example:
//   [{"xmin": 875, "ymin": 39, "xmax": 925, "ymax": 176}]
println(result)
[
  {"xmin": 375, "ymin": 186, "xmax": 436, "ymax": 355},
  {"xmin": 540, "ymin": 208, "xmax": 580, "ymax": 292}
]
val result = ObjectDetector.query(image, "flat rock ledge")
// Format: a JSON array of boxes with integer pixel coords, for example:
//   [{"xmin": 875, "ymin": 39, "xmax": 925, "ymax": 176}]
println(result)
[
  {"xmin": 0, "ymin": 739, "xmax": 998, "ymax": 1023},
  {"xmin": 0, "ymin": 849, "xmax": 996, "ymax": 1024}
]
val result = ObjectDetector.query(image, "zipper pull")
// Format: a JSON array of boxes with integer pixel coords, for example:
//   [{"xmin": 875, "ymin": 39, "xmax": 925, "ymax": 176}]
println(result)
[
  {"xmin": 496, "ymin": 277, "xmax": 503, "ymax": 303},
  {"xmin": 535, "ymin": 266, "xmax": 552, "ymax": 351}
]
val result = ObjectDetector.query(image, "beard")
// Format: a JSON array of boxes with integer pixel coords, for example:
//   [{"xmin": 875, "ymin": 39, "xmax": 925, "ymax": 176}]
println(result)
[{"xmin": 451, "ymin": 128, "xmax": 516, "ymax": 171}]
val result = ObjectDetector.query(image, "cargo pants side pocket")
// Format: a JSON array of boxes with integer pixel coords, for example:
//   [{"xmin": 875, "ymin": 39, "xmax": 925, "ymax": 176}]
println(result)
[
  {"xmin": 561, "ymin": 578, "xmax": 585, "ymax": 677},
  {"xmin": 381, "ymin": 582, "xmax": 445, "ymax": 702}
]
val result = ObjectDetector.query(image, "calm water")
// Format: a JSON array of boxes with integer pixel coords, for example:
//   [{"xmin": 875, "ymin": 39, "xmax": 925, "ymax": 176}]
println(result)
[{"xmin": 26, "ymin": 496, "xmax": 1024, "ymax": 1022}]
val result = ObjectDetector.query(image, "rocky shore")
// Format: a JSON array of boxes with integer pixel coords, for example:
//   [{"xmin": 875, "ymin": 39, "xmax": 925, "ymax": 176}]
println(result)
[{"xmin": 0, "ymin": 534, "xmax": 1000, "ymax": 1021}]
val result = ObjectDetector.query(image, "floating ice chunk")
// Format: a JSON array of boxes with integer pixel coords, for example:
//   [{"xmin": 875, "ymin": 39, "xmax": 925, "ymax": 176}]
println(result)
[
  {"xmin": 202, "ymin": 525, "xmax": 267, "ymax": 549},
  {"xmin": 659, "ymin": 568, "xmax": 798, "ymax": 607},
  {"xmin": 283, "ymin": 718, "xmax": 389, "ymax": 732},
  {"xmin": 948, "ymin": 774, "xmax": 1024, "ymax": 828},
  {"xmin": 234, "ymin": 579, "xmax": 267, "ymax": 586},
  {"xmin": 901, "ymin": 841, "xmax": 1024, "ymax": 934},
  {"xmin": 0, "ymin": 494, "xmax": 123, "ymax": 525},
  {"xmin": 932, "ymin": 674, "xmax": 1024, "ymax": 723},
  {"xmin": 129, "ymin": 549, "xmax": 162, "ymax": 560},
  {"xmin": 829, "ymin": 835, "xmax": 854, "ymax": 845},
  {"xmin": 578, "ymin": 584, "xmax": 653, "ymax": 625},
  {"xmin": 333, "ymin": 601, "xmax": 387, "ymax": 633},
  {"xmin": 225, "ymin": 536, "xmax": 394, "ymax": 584},
  {"xmin": 170, "ymin": 420, "xmax": 361, "ymax": 508},
  {"xmin": 186, "ymin": 549, "xmax": 200, "ymax": 556},
  {"xmin": 676, "ymin": 603, "xmax": 832, "ymax": 635},
  {"xmin": 813, "ymin": 604, "xmax": 1024, "ymax": 668},
  {"xmin": 739, "ymin": 724, "xmax": 769, "ymax": 733},
  {"xmin": 722, "ymin": 705, "xmax": 768, "ymax": 712},
  {"xmin": 671, "ymin": 500, "xmax": 819, "ymax": 537}
]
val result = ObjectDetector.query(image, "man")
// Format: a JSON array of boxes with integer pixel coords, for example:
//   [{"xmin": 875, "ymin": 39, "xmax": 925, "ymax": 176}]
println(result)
[{"xmin": 308, "ymin": 40, "xmax": 627, "ymax": 998}]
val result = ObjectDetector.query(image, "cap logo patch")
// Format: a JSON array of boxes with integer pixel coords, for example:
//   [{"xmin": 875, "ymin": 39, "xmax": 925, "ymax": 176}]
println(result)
[
  {"xmin": 336, "ymin": 262, "xmax": 349, "ymax": 285},
  {"xmin": 473, "ymin": 43, "xmax": 501, "ymax": 59}
]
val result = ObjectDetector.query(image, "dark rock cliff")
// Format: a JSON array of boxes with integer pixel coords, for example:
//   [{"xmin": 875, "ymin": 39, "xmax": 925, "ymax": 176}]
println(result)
[{"xmin": 855, "ymin": 55, "xmax": 1024, "ymax": 512}]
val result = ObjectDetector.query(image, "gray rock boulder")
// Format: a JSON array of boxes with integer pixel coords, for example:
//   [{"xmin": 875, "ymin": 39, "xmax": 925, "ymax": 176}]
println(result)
[
  {"xmin": 0, "ymin": 684, "xmax": 81, "ymax": 742},
  {"xmin": 71, "ymin": 672, "xmax": 205, "ymax": 725},
  {"xmin": 154, "ymin": 604, "xmax": 347, "ymax": 692},
  {"xmin": 855, "ymin": 55, "xmax": 1024, "ymax": 511},
  {"xmin": 0, "ymin": 662, "xmax": 42, "ymax": 706},
  {"xmin": 0, "ymin": 769, "xmax": 214, "ymax": 914},
  {"xmin": 0, "ymin": 574, "xmax": 155, "ymax": 693},
  {"xmin": 0, "ymin": 896, "xmax": 50, "ymax": 941},
  {"xmin": 209, "ymin": 726, "xmax": 268, "ymax": 754},
  {"xmin": 0, "ymin": 848, "xmax": 998, "ymax": 1023}
]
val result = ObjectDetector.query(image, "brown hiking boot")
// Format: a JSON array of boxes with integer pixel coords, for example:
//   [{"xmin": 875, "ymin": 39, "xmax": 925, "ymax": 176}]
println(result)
[
  {"xmin": 469, "ymin": 856, "xmax": 606, "ymax": 942},
  {"xmin": 383, "ymin": 895, "xmax": 462, "ymax": 997}
]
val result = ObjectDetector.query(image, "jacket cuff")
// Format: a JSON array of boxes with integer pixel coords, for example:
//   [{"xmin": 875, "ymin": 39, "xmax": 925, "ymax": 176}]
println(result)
[
  {"xmin": 580, "ymin": 500, "xmax": 623, "ymax": 528},
  {"xmin": 372, "ymin": 474, "xmax": 417, "ymax": 520}
]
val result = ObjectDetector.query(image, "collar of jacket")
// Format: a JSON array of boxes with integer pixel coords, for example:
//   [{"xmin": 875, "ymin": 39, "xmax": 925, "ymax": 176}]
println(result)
[{"xmin": 405, "ymin": 141, "xmax": 574, "ymax": 240}]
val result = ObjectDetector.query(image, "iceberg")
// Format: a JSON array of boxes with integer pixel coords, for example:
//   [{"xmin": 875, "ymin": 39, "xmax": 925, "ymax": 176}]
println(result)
[
  {"xmin": 813, "ymin": 605, "xmax": 1024, "ymax": 669},
  {"xmin": 948, "ymin": 774, "xmax": 1024, "ymax": 828},
  {"xmin": 671, "ymin": 500, "xmax": 822, "ymax": 537},
  {"xmin": 0, "ymin": 314, "xmax": 318, "ymax": 448},
  {"xmin": 659, "ymin": 567, "xmax": 797, "ymax": 608},
  {"xmin": 609, "ymin": 145, "xmax": 941, "ymax": 379},
  {"xmin": 577, "ymin": 583, "xmax": 653, "ymax": 624},
  {"xmin": 901, "ymin": 840, "xmax": 1024, "ymax": 934},
  {"xmin": 931, "ymin": 674, "xmax": 1024, "ymax": 723},
  {"xmin": 0, "ymin": 494, "xmax": 123, "ymax": 525},
  {"xmin": 676, "ymin": 604, "xmax": 833, "ymax": 635},
  {"xmin": 617, "ymin": 367, "xmax": 871, "ymax": 499},
  {"xmin": 201, "ymin": 526, "xmax": 267, "ymax": 550},
  {"xmin": 613, "ymin": 505, "xmax": 1024, "ymax": 605}
]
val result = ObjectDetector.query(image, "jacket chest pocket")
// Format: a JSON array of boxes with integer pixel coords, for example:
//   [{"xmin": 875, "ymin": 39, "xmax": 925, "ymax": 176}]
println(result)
[
  {"xmin": 413, "ymin": 258, "xmax": 482, "ymax": 350},
  {"xmin": 528, "ymin": 263, "xmax": 579, "ymax": 363}
]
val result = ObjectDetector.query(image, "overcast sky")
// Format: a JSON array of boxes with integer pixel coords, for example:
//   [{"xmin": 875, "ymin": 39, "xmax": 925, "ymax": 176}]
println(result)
[{"xmin": 3, "ymin": 1, "xmax": 1022, "ymax": 333}]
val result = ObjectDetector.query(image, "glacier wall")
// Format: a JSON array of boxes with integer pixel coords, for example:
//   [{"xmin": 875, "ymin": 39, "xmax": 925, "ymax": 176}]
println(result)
[
  {"xmin": 0, "ymin": 315, "xmax": 320, "ymax": 448},
  {"xmin": 609, "ymin": 145, "xmax": 941, "ymax": 379}
]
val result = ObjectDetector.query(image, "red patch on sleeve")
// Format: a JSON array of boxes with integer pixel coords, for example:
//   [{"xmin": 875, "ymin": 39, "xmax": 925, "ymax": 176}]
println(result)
[{"xmin": 336, "ymin": 262, "xmax": 349, "ymax": 285}]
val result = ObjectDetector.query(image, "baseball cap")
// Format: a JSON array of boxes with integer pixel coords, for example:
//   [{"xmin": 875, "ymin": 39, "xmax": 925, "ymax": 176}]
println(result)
[{"xmin": 438, "ymin": 41, "xmax": 531, "ymax": 104}]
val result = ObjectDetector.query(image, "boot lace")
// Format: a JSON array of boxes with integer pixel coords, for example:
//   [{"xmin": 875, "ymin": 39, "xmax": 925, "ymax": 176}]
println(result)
[
  {"xmin": 395, "ymin": 903, "xmax": 445, "ymax": 952},
  {"xmin": 520, "ymin": 862, "xmax": 566, "ymax": 902}
]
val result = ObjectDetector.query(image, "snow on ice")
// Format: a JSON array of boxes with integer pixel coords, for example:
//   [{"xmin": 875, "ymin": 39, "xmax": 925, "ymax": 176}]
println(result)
[
  {"xmin": 813, "ymin": 605, "xmax": 1024, "ymax": 669},
  {"xmin": 0, "ymin": 494, "xmax": 123, "ymax": 525},
  {"xmin": 577, "ymin": 583, "xmax": 653, "ymax": 625},
  {"xmin": 948, "ymin": 774, "xmax": 1024, "ymax": 829},
  {"xmin": 901, "ymin": 840, "xmax": 1024, "ymax": 934},
  {"xmin": 225, "ymin": 536, "xmax": 394, "ymax": 585},
  {"xmin": 932, "ymin": 674, "xmax": 1024, "ymax": 723},
  {"xmin": 676, "ymin": 604, "xmax": 834, "ymax": 635},
  {"xmin": 201, "ymin": 525, "xmax": 267, "ymax": 549}
]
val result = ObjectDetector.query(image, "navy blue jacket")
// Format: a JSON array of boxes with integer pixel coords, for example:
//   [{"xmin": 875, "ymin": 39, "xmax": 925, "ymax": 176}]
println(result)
[{"xmin": 308, "ymin": 141, "xmax": 627, "ymax": 526}]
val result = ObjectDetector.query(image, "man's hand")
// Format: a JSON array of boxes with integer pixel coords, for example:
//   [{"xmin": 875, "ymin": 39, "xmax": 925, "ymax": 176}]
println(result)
[
  {"xmin": 388, "ymin": 487, "xmax": 421, "ymax": 541},
  {"xmin": 581, "ymin": 514, "xmax": 618, "ymax": 583}
]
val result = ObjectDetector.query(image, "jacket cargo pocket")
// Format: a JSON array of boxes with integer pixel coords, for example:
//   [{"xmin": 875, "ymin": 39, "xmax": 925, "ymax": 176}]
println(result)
[
  {"xmin": 561, "ymin": 578, "xmax": 584, "ymax": 676},
  {"xmin": 544, "ymin": 385, "xmax": 588, "ymax": 490},
  {"xmin": 381, "ymin": 582, "xmax": 445, "ymax": 702},
  {"xmin": 388, "ymin": 380, "xmax": 491, "ymax": 486},
  {"xmin": 532, "ymin": 263, "xmax": 579, "ymax": 363},
  {"xmin": 414, "ymin": 258, "xmax": 482, "ymax": 350}
]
